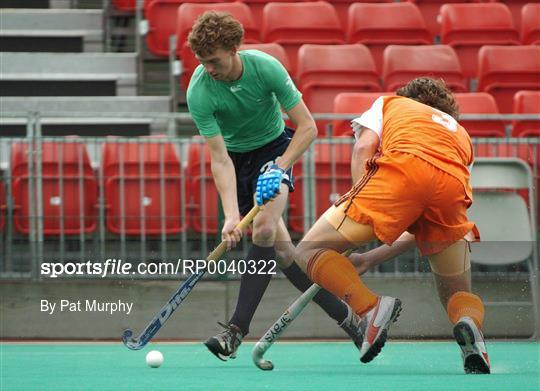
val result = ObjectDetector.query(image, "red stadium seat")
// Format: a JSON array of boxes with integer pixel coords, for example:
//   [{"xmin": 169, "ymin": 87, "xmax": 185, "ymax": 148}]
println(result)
[
  {"xmin": 288, "ymin": 142, "xmax": 354, "ymax": 233},
  {"xmin": 332, "ymin": 92, "xmax": 508, "ymax": 137},
  {"xmin": 405, "ymin": 0, "xmax": 476, "ymax": 41},
  {"xmin": 332, "ymin": 92, "xmax": 394, "ymax": 137},
  {"xmin": 513, "ymin": 90, "xmax": 540, "ymax": 137},
  {"xmin": 262, "ymin": 1, "xmax": 345, "ymax": 76},
  {"xmin": 240, "ymin": 43, "xmax": 290, "ymax": 71},
  {"xmin": 143, "ymin": 0, "xmax": 153, "ymax": 13},
  {"xmin": 330, "ymin": 0, "xmax": 393, "ymax": 29},
  {"xmin": 113, "ymin": 0, "xmax": 135, "ymax": 12},
  {"xmin": 186, "ymin": 139, "xmax": 220, "ymax": 234},
  {"xmin": 297, "ymin": 44, "xmax": 381, "ymax": 135},
  {"xmin": 145, "ymin": 0, "xmax": 227, "ymax": 57},
  {"xmin": 241, "ymin": 0, "xmax": 302, "ymax": 30},
  {"xmin": 0, "ymin": 180, "xmax": 5, "ymax": 232},
  {"xmin": 347, "ymin": 2, "xmax": 431, "ymax": 74},
  {"xmin": 112, "ymin": 0, "xmax": 158, "ymax": 14},
  {"xmin": 11, "ymin": 141, "xmax": 97, "ymax": 236},
  {"xmin": 454, "ymin": 93, "xmax": 506, "ymax": 137},
  {"xmin": 521, "ymin": 3, "xmax": 540, "ymax": 45},
  {"xmin": 440, "ymin": 3, "xmax": 519, "ymax": 79},
  {"xmin": 503, "ymin": 0, "xmax": 530, "ymax": 30},
  {"xmin": 382, "ymin": 45, "xmax": 467, "ymax": 92},
  {"xmin": 477, "ymin": 45, "xmax": 540, "ymax": 113},
  {"xmin": 177, "ymin": 2, "xmax": 260, "ymax": 90},
  {"xmin": 101, "ymin": 139, "xmax": 186, "ymax": 236}
]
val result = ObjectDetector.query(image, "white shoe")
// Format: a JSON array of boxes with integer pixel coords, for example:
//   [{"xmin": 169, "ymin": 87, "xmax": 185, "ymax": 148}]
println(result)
[
  {"xmin": 453, "ymin": 316, "xmax": 491, "ymax": 374},
  {"xmin": 359, "ymin": 296, "xmax": 402, "ymax": 363}
]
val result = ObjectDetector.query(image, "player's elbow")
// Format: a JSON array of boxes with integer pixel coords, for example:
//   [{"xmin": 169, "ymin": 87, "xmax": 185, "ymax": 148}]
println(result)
[
  {"xmin": 293, "ymin": 111, "xmax": 317, "ymax": 139},
  {"xmin": 352, "ymin": 138, "xmax": 378, "ymax": 158},
  {"xmin": 210, "ymin": 155, "xmax": 232, "ymax": 175},
  {"xmin": 301, "ymin": 119, "xmax": 318, "ymax": 142}
]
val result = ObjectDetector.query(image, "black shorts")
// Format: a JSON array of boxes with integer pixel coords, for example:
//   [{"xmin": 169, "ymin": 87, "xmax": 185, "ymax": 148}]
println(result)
[{"xmin": 228, "ymin": 128, "xmax": 295, "ymax": 216}]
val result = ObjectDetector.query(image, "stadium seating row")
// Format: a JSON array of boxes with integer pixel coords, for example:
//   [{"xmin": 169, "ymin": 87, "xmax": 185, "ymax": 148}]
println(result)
[
  {"xmin": 333, "ymin": 90, "xmax": 540, "ymax": 138},
  {"xmin": 246, "ymin": 43, "xmax": 538, "ymax": 124},
  {"xmin": 115, "ymin": 0, "xmax": 538, "ymax": 42},
  {"xmin": 2, "ymin": 140, "xmax": 211, "ymax": 236},
  {"xmin": 0, "ymin": 96, "xmax": 171, "ymax": 137},
  {"xmin": 5, "ymin": 141, "xmax": 186, "ymax": 236},
  {"xmin": 0, "ymin": 141, "xmax": 352, "ymax": 235},
  {"xmin": 144, "ymin": 1, "xmax": 539, "ymax": 61},
  {"xmin": 0, "ymin": 52, "xmax": 138, "ymax": 97},
  {"xmin": 163, "ymin": 1, "xmax": 540, "ymax": 116},
  {"xmin": 0, "ymin": 8, "xmax": 104, "ymax": 53},
  {"xmin": 409, "ymin": 1, "xmax": 537, "ymax": 40},
  {"xmin": 1, "ymin": 98, "xmax": 538, "ymax": 236}
]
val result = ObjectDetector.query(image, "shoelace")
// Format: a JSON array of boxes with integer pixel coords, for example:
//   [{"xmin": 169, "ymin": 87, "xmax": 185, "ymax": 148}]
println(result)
[
  {"xmin": 348, "ymin": 314, "xmax": 366, "ymax": 340},
  {"xmin": 216, "ymin": 321, "xmax": 240, "ymax": 348}
]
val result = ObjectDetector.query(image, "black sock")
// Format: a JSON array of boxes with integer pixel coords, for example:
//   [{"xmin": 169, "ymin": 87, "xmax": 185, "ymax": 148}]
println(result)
[
  {"xmin": 229, "ymin": 244, "xmax": 275, "ymax": 336},
  {"xmin": 281, "ymin": 262, "xmax": 348, "ymax": 323}
]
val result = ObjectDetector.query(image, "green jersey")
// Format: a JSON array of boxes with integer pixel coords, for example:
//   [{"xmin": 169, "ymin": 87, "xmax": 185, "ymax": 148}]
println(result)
[{"xmin": 186, "ymin": 50, "xmax": 302, "ymax": 153}]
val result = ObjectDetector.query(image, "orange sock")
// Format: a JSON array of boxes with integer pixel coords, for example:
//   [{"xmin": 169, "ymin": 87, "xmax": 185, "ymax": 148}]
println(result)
[
  {"xmin": 447, "ymin": 291, "xmax": 485, "ymax": 329},
  {"xmin": 307, "ymin": 249, "xmax": 379, "ymax": 316}
]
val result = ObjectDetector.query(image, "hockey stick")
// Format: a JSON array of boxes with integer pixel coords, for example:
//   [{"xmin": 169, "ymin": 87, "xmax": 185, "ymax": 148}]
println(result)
[
  {"xmin": 252, "ymin": 283, "xmax": 321, "ymax": 370},
  {"xmin": 252, "ymin": 249, "xmax": 352, "ymax": 370},
  {"xmin": 122, "ymin": 205, "xmax": 260, "ymax": 350}
]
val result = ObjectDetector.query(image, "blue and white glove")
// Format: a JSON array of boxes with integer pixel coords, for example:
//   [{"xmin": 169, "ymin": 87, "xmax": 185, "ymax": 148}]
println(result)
[{"xmin": 256, "ymin": 164, "xmax": 286, "ymax": 206}]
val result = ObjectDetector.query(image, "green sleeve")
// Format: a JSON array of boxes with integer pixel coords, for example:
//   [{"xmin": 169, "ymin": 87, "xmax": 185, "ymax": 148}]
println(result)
[
  {"xmin": 262, "ymin": 57, "xmax": 302, "ymax": 112},
  {"xmin": 186, "ymin": 78, "xmax": 221, "ymax": 138}
]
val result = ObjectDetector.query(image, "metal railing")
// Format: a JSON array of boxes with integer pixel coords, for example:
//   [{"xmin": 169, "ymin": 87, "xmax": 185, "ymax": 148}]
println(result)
[{"xmin": 0, "ymin": 112, "xmax": 538, "ymax": 281}]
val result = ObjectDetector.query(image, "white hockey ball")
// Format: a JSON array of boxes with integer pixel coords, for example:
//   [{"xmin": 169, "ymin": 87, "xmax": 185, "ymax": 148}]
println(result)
[{"xmin": 146, "ymin": 350, "xmax": 164, "ymax": 368}]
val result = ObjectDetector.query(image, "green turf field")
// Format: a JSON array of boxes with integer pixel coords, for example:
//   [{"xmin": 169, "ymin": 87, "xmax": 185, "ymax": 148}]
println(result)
[{"xmin": 1, "ymin": 341, "xmax": 538, "ymax": 391}]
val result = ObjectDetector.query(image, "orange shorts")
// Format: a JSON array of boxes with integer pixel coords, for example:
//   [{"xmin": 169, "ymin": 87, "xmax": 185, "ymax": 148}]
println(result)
[{"xmin": 334, "ymin": 151, "xmax": 478, "ymax": 256}]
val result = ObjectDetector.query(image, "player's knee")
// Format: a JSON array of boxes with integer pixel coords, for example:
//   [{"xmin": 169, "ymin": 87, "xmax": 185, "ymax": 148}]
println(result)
[
  {"xmin": 252, "ymin": 218, "xmax": 277, "ymax": 245},
  {"xmin": 275, "ymin": 242, "xmax": 295, "ymax": 268},
  {"xmin": 293, "ymin": 243, "xmax": 317, "ymax": 273}
]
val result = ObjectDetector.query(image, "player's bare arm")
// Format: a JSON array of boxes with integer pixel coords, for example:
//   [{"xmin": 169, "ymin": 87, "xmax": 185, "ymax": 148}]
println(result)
[
  {"xmin": 206, "ymin": 134, "xmax": 242, "ymax": 249},
  {"xmin": 350, "ymin": 232, "xmax": 416, "ymax": 275},
  {"xmin": 274, "ymin": 100, "xmax": 317, "ymax": 170},
  {"xmin": 351, "ymin": 126, "xmax": 379, "ymax": 184}
]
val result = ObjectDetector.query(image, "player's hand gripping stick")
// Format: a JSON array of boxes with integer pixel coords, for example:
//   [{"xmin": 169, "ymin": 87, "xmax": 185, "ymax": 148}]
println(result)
[{"xmin": 122, "ymin": 206, "xmax": 261, "ymax": 350}]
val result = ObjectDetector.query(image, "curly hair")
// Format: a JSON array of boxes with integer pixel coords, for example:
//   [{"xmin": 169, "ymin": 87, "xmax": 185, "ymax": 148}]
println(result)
[
  {"xmin": 188, "ymin": 11, "xmax": 244, "ymax": 57},
  {"xmin": 396, "ymin": 77, "xmax": 460, "ymax": 120}
]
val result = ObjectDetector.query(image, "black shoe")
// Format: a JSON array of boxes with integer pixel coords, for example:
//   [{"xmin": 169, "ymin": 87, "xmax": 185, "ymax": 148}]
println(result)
[{"xmin": 204, "ymin": 322, "xmax": 243, "ymax": 361}]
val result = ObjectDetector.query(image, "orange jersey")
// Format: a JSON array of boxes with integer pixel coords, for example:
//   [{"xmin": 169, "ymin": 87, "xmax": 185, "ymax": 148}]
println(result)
[{"xmin": 352, "ymin": 96, "xmax": 474, "ymax": 202}]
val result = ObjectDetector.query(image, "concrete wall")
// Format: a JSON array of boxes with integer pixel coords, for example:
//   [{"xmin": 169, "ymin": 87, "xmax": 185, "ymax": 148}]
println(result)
[{"xmin": 0, "ymin": 277, "xmax": 537, "ymax": 341}]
